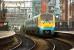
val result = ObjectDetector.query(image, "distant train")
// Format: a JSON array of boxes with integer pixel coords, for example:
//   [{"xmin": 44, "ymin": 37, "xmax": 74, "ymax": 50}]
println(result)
[{"xmin": 24, "ymin": 13, "xmax": 56, "ymax": 36}]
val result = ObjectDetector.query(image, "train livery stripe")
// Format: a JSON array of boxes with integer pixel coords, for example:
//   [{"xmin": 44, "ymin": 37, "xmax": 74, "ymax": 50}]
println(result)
[{"xmin": 39, "ymin": 27, "xmax": 55, "ymax": 30}]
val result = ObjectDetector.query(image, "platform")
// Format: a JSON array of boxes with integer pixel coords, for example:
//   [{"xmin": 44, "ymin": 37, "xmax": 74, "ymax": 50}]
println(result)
[
  {"xmin": 55, "ymin": 31, "xmax": 74, "ymax": 34},
  {"xmin": 0, "ymin": 31, "xmax": 15, "ymax": 39}
]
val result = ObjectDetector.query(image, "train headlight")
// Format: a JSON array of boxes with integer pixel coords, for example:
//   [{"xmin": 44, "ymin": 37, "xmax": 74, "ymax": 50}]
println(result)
[{"xmin": 40, "ymin": 27, "xmax": 44, "ymax": 29}]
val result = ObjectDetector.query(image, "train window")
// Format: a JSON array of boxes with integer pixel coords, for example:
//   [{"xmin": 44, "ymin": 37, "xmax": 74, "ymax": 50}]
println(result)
[{"xmin": 40, "ymin": 13, "xmax": 53, "ymax": 21}]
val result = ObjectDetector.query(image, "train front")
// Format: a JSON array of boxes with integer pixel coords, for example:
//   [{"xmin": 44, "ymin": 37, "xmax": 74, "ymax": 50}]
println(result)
[{"xmin": 38, "ymin": 13, "xmax": 55, "ymax": 36}]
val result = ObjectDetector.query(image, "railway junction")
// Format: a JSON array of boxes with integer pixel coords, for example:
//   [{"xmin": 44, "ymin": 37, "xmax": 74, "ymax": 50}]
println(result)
[
  {"xmin": 0, "ymin": 0, "xmax": 74, "ymax": 50},
  {"xmin": 0, "ymin": 31, "xmax": 74, "ymax": 50}
]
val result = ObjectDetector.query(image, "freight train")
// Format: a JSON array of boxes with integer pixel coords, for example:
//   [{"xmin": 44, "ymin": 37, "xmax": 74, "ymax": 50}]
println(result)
[{"xmin": 24, "ymin": 13, "xmax": 56, "ymax": 36}]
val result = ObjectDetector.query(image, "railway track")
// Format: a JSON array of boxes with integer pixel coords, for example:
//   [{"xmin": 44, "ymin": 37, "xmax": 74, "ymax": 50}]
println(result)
[
  {"xmin": 25, "ymin": 34, "xmax": 55, "ymax": 50},
  {"xmin": 14, "ymin": 34, "xmax": 35, "ymax": 50},
  {"xmin": 4, "ymin": 31, "xmax": 73, "ymax": 50},
  {"xmin": 52, "ymin": 38, "xmax": 73, "ymax": 50},
  {"xmin": 44, "ymin": 38, "xmax": 73, "ymax": 50},
  {"xmin": 2, "ymin": 31, "xmax": 72, "ymax": 50},
  {"xmin": 58, "ymin": 33, "xmax": 74, "ymax": 45},
  {"xmin": 25, "ymin": 34, "xmax": 73, "ymax": 50},
  {"xmin": 0, "ymin": 35, "xmax": 22, "ymax": 50},
  {"xmin": 45, "ymin": 39, "xmax": 55, "ymax": 50}
]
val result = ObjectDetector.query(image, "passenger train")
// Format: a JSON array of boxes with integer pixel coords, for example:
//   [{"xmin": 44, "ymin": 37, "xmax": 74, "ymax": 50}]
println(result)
[
  {"xmin": 37, "ymin": 13, "xmax": 55, "ymax": 36},
  {"xmin": 24, "ymin": 13, "xmax": 56, "ymax": 36}
]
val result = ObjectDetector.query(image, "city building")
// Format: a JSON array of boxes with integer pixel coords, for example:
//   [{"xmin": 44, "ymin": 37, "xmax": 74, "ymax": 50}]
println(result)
[{"xmin": 60, "ymin": 0, "xmax": 68, "ymax": 22}]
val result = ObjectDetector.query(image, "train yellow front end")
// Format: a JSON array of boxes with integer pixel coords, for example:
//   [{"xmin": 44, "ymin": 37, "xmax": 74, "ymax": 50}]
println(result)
[{"xmin": 37, "ymin": 13, "xmax": 55, "ymax": 36}]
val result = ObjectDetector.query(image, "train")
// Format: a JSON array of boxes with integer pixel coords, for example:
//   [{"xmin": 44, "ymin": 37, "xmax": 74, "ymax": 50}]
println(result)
[
  {"xmin": 37, "ymin": 13, "xmax": 55, "ymax": 36},
  {"xmin": 23, "ymin": 13, "xmax": 56, "ymax": 37}
]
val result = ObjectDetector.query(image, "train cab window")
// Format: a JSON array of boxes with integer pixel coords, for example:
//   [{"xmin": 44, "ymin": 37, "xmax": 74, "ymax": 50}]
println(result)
[{"xmin": 40, "ymin": 13, "xmax": 53, "ymax": 21}]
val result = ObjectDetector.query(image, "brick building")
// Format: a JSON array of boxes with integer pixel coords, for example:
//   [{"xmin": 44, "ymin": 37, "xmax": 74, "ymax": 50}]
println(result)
[
  {"xmin": 59, "ymin": 0, "xmax": 74, "ymax": 30},
  {"xmin": 60, "ymin": 0, "xmax": 68, "ymax": 22},
  {"xmin": 71, "ymin": 2, "xmax": 74, "ymax": 29},
  {"xmin": 71, "ymin": 3, "xmax": 74, "ymax": 21}
]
